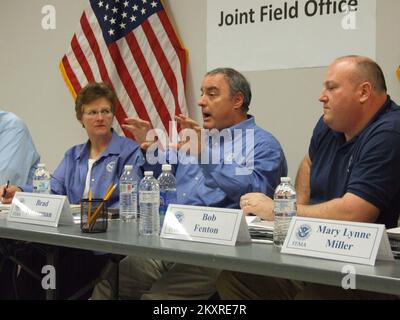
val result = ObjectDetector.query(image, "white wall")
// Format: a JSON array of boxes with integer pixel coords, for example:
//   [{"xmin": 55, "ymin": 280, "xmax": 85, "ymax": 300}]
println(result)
[
  {"xmin": 0, "ymin": 0, "xmax": 88, "ymax": 173},
  {"xmin": 0, "ymin": 0, "xmax": 399, "ymax": 178}
]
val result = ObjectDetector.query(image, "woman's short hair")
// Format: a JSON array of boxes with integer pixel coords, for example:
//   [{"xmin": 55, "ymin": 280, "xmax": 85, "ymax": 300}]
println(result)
[{"xmin": 75, "ymin": 82, "xmax": 117, "ymax": 120}]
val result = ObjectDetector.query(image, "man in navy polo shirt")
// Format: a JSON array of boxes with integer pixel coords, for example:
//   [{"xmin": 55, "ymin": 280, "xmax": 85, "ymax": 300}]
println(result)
[{"xmin": 217, "ymin": 55, "xmax": 400, "ymax": 299}]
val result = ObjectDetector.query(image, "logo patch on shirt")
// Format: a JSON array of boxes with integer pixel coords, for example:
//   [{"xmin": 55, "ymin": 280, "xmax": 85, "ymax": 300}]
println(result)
[{"xmin": 106, "ymin": 161, "xmax": 116, "ymax": 173}]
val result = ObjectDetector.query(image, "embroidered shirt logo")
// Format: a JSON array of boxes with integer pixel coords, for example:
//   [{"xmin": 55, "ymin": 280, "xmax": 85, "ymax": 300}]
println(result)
[{"xmin": 106, "ymin": 161, "xmax": 116, "ymax": 173}]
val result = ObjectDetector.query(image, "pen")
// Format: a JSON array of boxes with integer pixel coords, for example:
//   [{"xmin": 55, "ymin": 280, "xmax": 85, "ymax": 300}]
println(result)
[
  {"xmin": 88, "ymin": 189, "xmax": 92, "ymax": 222},
  {"xmin": 2, "ymin": 180, "xmax": 9, "ymax": 198}
]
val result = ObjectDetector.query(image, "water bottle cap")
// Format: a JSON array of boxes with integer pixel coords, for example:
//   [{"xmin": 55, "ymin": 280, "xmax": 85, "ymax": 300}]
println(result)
[
  {"xmin": 280, "ymin": 177, "xmax": 291, "ymax": 182},
  {"xmin": 38, "ymin": 163, "xmax": 46, "ymax": 168},
  {"xmin": 144, "ymin": 171, "xmax": 153, "ymax": 176},
  {"xmin": 124, "ymin": 165, "xmax": 133, "ymax": 170},
  {"xmin": 162, "ymin": 164, "xmax": 172, "ymax": 171}
]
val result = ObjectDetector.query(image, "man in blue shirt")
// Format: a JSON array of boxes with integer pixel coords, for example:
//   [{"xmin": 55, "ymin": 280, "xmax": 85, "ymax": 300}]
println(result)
[
  {"xmin": 0, "ymin": 111, "xmax": 40, "ymax": 187},
  {"xmin": 217, "ymin": 56, "xmax": 400, "ymax": 299},
  {"xmin": 92, "ymin": 68, "xmax": 287, "ymax": 299},
  {"xmin": 0, "ymin": 111, "xmax": 40, "ymax": 299}
]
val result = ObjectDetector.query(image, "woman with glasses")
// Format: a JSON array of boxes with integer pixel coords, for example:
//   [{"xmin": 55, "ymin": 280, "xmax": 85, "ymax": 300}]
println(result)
[
  {"xmin": 50, "ymin": 81, "xmax": 144, "ymax": 206},
  {"xmin": 0, "ymin": 82, "xmax": 144, "ymax": 299},
  {"xmin": 1, "ymin": 82, "xmax": 144, "ymax": 206}
]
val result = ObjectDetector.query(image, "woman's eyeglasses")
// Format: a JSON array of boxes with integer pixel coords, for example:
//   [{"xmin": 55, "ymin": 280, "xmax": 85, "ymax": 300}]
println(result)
[{"xmin": 84, "ymin": 108, "xmax": 112, "ymax": 117}]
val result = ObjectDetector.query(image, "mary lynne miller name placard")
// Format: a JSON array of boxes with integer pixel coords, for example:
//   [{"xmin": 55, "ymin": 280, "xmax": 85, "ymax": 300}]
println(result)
[
  {"xmin": 292, "ymin": 224, "xmax": 372, "ymax": 251},
  {"xmin": 217, "ymin": 0, "xmax": 358, "ymax": 27},
  {"xmin": 282, "ymin": 217, "xmax": 393, "ymax": 265}
]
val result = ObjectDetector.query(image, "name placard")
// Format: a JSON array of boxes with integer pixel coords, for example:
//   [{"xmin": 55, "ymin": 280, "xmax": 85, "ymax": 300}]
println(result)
[
  {"xmin": 160, "ymin": 204, "xmax": 251, "ymax": 246},
  {"xmin": 281, "ymin": 217, "xmax": 394, "ymax": 266},
  {"xmin": 7, "ymin": 192, "xmax": 74, "ymax": 227}
]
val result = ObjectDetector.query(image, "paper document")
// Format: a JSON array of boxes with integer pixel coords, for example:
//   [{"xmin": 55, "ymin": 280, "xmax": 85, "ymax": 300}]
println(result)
[
  {"xmin": 246, "ymin": 216, "xmax": 274, "ymax": 244},
  {"xmin": 387, "ymin": 227, "xmax": 400, "ymax": 240},
  {"xmin": 70, "ymin": 204, "xmax": 81, "ymax": 224},
  {"xmin": 245, "ymin": 215, "xmax": 259, "ymax": 224},
  {"xmin": 0, "ymin": 203, "xmax": 11, "ymax": 213},
  {"xmin": 387, "ymin": 227, "xmax": 400, "ymax": 259}
]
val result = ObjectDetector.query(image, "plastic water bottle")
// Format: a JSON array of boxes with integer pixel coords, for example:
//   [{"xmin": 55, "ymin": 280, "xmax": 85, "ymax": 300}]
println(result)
[
  {"xmin": 273, "ymin": 177, "xmax": 297, "ymax": 248},
  {"xmin": 139, "ymin": 171, "xmax": 160, "ymax": 235},
  {"xmin": 32, "ymin": 163, "xmax": 51, "ymax": 194},
  {"xmin": 119, "ymin": 165, "xmax": 137, "ymax": 221},
  {"xmin": 157, "ymin": 164, "xmax": 177, "ymax": 227}
]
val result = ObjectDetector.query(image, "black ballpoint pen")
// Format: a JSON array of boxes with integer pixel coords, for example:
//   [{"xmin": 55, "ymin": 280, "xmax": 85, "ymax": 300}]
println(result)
[{"xmin": 2, "ymin": 180, "xmax": 9, "ymax": 198}]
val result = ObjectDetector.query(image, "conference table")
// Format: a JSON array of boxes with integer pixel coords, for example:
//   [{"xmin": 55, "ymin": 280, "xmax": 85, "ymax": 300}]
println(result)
[{"xmin": 0, "ymin": 214, "xmax": 399, "ymax": 299}]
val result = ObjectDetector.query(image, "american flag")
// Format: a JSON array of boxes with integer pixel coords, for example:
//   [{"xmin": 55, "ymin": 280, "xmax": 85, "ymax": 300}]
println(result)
[{"xmin": 60, "ymin": 0, "xmax": 188, "ymax": 137}]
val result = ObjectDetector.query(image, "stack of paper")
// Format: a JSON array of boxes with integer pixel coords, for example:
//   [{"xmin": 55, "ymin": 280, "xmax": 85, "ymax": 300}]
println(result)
[
  {"xmin": 70, "ymin": 204, "xmax": 81, "ymax": 224},
  {"xmin": 70, "ymin": 204, "xmax": 81, "ymax": 215},
  {"xmin": 387, "ymin": 227, "xmax": 400, "ymax": 240},
  {"xmin": 246, "ymin": 216, "xmax": 274, "ymax": 244},
  {"xmin": 0, "ymin": 203, "xmax": 11, "ymax": 214},
  {"xmin": 387, "ymin": 227, "xmax": 400, "ymax": 259}
]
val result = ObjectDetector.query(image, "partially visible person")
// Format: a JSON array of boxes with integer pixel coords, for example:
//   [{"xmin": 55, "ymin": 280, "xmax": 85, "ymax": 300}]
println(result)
[
  {"xmin": 0, "ymin": 111, "xmax": 40, "ymax": 187},
  {"xmin": 0, "ymin": 110, "xmax": 40, "ymax": 299},
  {"xmin": 217, "ymin": 56, "xmax": 400, "ymax": 300},
  {"xmin": 0, "ymin": 82, "xmax": 144, "ymax": 299},
  {"xmin": 92, "ymin": 68, "xmax": 287, "ymax": 299}
]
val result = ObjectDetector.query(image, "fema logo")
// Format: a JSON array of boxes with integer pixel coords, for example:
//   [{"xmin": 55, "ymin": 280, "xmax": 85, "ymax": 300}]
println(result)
[
  {"xmin": 296, "ymin": 224, "xmax": 312, "ymax": 240},
  {"xmin": 174, "ymin": 211, "xmax": 184, "ymax": 223}
]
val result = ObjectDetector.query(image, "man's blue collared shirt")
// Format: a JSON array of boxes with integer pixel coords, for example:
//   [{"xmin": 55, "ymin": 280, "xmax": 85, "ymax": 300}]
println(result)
[
  {"xmin": 147, "ymin": 116, "xmax": 287, "ymax": 209},
  {"xmin": 0, "ymin": 111, "xmax": 40, "ymax": 186},
  {"xmin": 51, "ymin": 130, "xmax": 144, "ymax": 207}
]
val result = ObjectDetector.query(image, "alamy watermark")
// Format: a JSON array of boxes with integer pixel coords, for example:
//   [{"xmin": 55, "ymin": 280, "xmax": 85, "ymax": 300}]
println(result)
[
  {"xmin": 41, "ymin": 264, "xmax": 56, "ymax": 290},
  {"xmin": 341, "ymin": 4, "xmax": 357, "ymax": 30},
  {"xmin": 341, "ymin": 264, "xmax": 356, "ymax": 290},
  {"xmin": 41, "ymin": 5, "xmax": 56, "ymax": 30}
]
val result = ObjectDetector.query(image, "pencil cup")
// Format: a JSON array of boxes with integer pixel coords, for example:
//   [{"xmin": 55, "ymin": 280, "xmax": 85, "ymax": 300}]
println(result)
[{"xmin": 80, "ymin": 198, "xmax": 108, "ymax": 233}]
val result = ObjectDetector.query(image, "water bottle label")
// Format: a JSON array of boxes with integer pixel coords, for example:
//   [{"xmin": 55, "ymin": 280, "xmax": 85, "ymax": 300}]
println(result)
[
  {"xmin": 33, "ymin": 181, "xmax": 50, "ymax": 193},
  {"xmin": 274, "ymin": 199, "xmax": 296, "ymax": 213},
  {"xmin": 120, "ymin": 183, "xmax": 132, "ymax": 193},
  {"xmin": 140, "ymin": 191, "xmax": 160, "ymax": 204}
]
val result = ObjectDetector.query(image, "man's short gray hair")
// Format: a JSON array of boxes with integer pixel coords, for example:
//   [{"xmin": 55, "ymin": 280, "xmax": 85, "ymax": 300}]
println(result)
[{"xmin": 206, "ymin": 68, "xmax": 252, "ymax": 112}]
